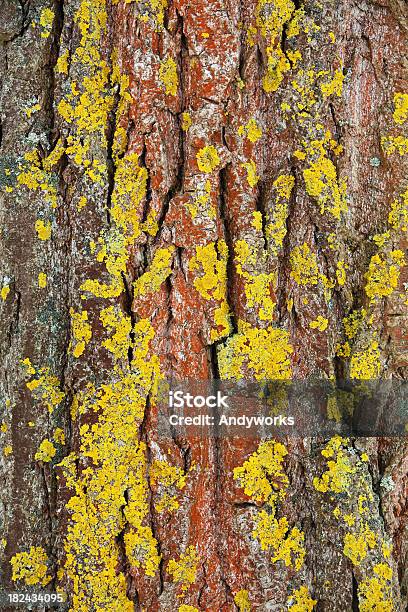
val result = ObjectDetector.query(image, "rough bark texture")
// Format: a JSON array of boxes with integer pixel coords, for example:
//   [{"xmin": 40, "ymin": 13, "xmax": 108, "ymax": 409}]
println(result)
[{"xmin": 0, "ymin": 0, "xmax": 407, "ymax": 611}]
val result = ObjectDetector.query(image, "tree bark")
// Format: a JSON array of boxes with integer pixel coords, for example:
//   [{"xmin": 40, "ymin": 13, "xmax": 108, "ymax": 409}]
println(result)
[{"xmin": 0, "ymin": 0, "xmax": 407, "ymax": 610}]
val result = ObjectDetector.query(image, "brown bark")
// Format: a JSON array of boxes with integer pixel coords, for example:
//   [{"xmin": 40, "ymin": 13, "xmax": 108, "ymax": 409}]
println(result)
[{"xmin": 0, "ymin": 0, "xmax": 407, "ymax": 610}]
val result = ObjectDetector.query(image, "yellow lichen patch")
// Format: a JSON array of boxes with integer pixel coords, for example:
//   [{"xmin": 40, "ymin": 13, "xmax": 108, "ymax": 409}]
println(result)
[
  {"xmin": 234, "ymin": 440, "xmax": 306, "ymax": 572},
  {"xmin": 252, "ymin": 211, "xmax": 263, "ymax": 231},
  {"xmin": 364, "ymin": 250, "xmax": 405, "ymax": 301},
  {"xmin": 313, "ymin": 436, "xmax": 355, "ymax": 493},
  {"xmin": 187, "ymin": 180, "xmax": 214, "ymax": 219},
  {"xmin": 302, "ymin": 133, "xmax": 347, "ymax": 219},
  {"xmin": 24, "ymin": 102, "xmax": 41, "ymax": 118},
  {"xmin": 287, "ymin": 586, "xmax": 317, "ymax": 611},
  {"xmin": 159, "ymin": 57, "xmax": 178, "ymax": 96},
  {"xmin": 134, "ymin": 247, "xmax": 174, "ymax": 297},
  {"xmin": 266, "ymin": 174, "xmax": 294, "ymax": 254},
  {"xmin": 17, "ymin": 148, "xmax": 59, "ymax": 207},
  {"xmin": 253, "ymin": 510, "xmax": 306, "ymax": 570},
  {"xmin": 238, "ymin": 118, "xmax": 262, "ymax": 143},
  {"xmin": 167, "ymin": 546, "xmax": 199, "ymax": 593},
  {"xmin": 56, "ymin": 49, "xmax": 70, "ymax": 74},
  {"xmin": 58, "ymin": 317, "xmax": 162, "ymax": 608},
  {"xmin": 393, "ymin": 92, "xmax": 408, "ymax": 125},
  {"xmin": 234, "ymin": 240, "xmax": 276, "ymax": 321},
  {"xmin": 22, "ymin": 359, "xmax": 65, "ymax": 414},
  {"xmin": 35, "ymin": 219, "xmax": 51, "ymax": 241},
  {"xmin": 100, "ymin": 306, "xmax": 132, "ymax": 361},
  {"xmin": 242, "ymin": 160, "xmax": 260, "ymax": 188},
  {"xmin": 3, "ymin": 445, "xmax": 12, "ymax": 457},
  {"xmin": 189, "ymin": 241, "xmax": 232, "ymax": 341},
  {"xmin": 35, "ymin": 438, "xmax": 57, "ymax": 462},
  {"xmin": 309, "ymin": 315, "xmax": 328, "ymax": 331},
  {"xmin": 1, "ymin": 285, "xmax": 10, "ymax": 301},
  {"xmin": 124, "ymin": 526, "xmax": 161, "ymax": 577},
  {"xmin": 53, "ymin": 428, "xmax": 66, "ymax": 445},
  {"xmin": 350, "ymin": 341, "xmax": 381, "ymax": 379},
  {"xmin": 70, "ymin": 308, "xmax": 92, "ymax": 358},
  {"xmin": 234, "ymin": 589, "xmax": 251, "ymax": 611},
  {"xmin": 343, "ymin": 309, "xmax": 366, "ymax": 340},
  {"xmin": 290, "ymin": 243, "xmax": 319, "ymax": 286},
  {"xmin": 181, "ymin": 112, "xmax": 192, "ymax": 131},
  {"xmin": 179, "ymin": 607, "xmax": 199, "ymax": 612},
  {"xmin": 111, "ymin": 153, "xmax": 147, "ymax": 243},
  {"xmin": 10, "ymin": 547, "xmax": 51, "ymax": 586},
  {"xmin": 255, "ymin": 0, "xmax": 296, "ymax": 93},
  {"xmin": 38, "ymin": 272, "xmax": 47, "ymax": 288},
  {"xmin": 133, "ymin": 0, "xmax": 168, "ymax": 30},
  {"xmin": 39, "ymin": 7, "xmax": 54, "ymax": 38},
  {"xmin": 336, "ymin": 260, "xmax": 347, "ymax": 286},
  {"xmin": 233, "ymin": 440, "xmax": 288, "ymax": 504},
  {"xmin": 196, "ymin": 145, "xmax": 220, "ymax": 173},
  {"xmin": 81, "ymin": 152, "xmax": 148, "ymax": 299},
  {"xmin": 343, "ymin": 527, "xmax": 377, "ymax": 566},
  {"xmin": 218, "ymin": 320, "xmax": 293, "ymax": 380},
  {"xmin": 388, "ymin": 188, "xmax": 408, "ymax": 232},
  {"xmin": 381, "ymin": 135, "xmax": 408, "ymax": 156},
  {"xmin": 320, "ymin": 68, "xmax": 345, "ymax": 98},
  {"xmin": 358, "ymin": 575, "xmax": 393, "ymax": 612},
  {"xmin": 150, "ymin": 459, "xmax": 187, "ymax": 513}
]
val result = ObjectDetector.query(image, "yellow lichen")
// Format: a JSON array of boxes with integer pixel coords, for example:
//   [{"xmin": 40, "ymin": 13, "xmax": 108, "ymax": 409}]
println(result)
[
  {"xmin": 38, "ymin": 272, "xmax": 47, "ymax": 288},
  {"xmin": 234, "ymin": 589, "xmax": 251, "ymax": 611},
  {"xmin": 242, "ymin": 160, "xmax": 260, "ymax": 188},
  {"xmin": 35, "ymin": 439, "xmax": 57, "ymax": 462},
  {"xmin": 10, "ymin": 547, "xmax": 51, "ymax": 586},
  {"xmin": 388, "ymin": 188, "xmax": 408, "ymax": 232},
  {"xmin": 253, "ymin": 510, "xmax": 305, "ymax": 570},
  {"xmin": 167, "ymin": 546, "xmax": 199, "ymax": 593},
  {"xmin": 238, "ymin": 118, "xmax": 262, "ymax": 143},
  {"xmin": 313, "ymin": 436, "xmax": 355, "ymax": 493},
  {"xmin": 302, "ymin": 132, "xmax": 347, "ymax": 219},
  {"xmin": 290, "ymin": 243, "xmax": 319, "ymax": 286},
  {"xmin": 100, "ymin": 306, "xmax": 132, "ymax": 361},
  {"xmin": 320, "ymin": 68, "xmax": 345, "ymax": 98},
  {"xmin": 150, "ymin": 459, "xmax": 187, "ymax": 513},
  {"xmin": 393, "ymin": 92, "xmax": 408, "ymax": 125},
  {"xmin": 233, "ymin": 440, "xmax": 288, "ymax": 504},
  {"xmin": 124, "ymin": 526, "xmax": 161, "ymax": 577},
  {"xmin": 1, "ymin": 285, "xmax": 10, "ymax": 301},
  {"xmin": 134, "ymin": 247, "xmax": 174, "ymax": 297},
  {"xmin": 234, "ymin": 240, "xmax": 276, "ymax": 321},
  {"xmin": 53, "ymin": 428, "xmax": 66, "ymax": 445},
  {"xmin": 39, "ymin": 8, "xmax": 54, "ymax": 38},
  {"xmin": 287, "ymin": 586, "xmax": 317, "ymax": 612},
  {"xmin": 255, "ymin": 0, "xmax": 296, "ymax": 93},
  {"xmin": 218, "ymin": 320, "xmax": 293, "ymax": 380},
  {"xmin": 350, "ymin": 341, "xmax": 381, "ymax": 380},
  {"xmin": 365, "ymin": 250, "xmax": 405, "ymax": 301},
  {"xmin": 70, "ymin": 308, "xmax": 92, "ymax": 358},
  {"xmin": 159, "ymin": 57, "xmax": 178, "ymax": 96},
  {"xmin": 196, "ymin": 145, "xmax": 220, "ymax": 173},
  {"xmin": 22, "ymin": 359, "xmax": 65, "ymax": 414},
  {"xmin": 56, "ymin": 49, "xmax": 70, "ymax": 74},
  {"xmin": 309, "ymin": 315, "xmax": 328, "ymax": 331},
  {"xmin": 35, "ymin": 219, "xmax": 51, "ymax": 241},
  {"xmin": 189, "ymin": 241, "xmax": 232, "ymax": 341},
  {"xmin": 181, "ymin": 112, "xmax": 192, "ymax": 131},
  {"xmin": 381, "ymin": 135, "xmax": 408, "ymax": 156}
]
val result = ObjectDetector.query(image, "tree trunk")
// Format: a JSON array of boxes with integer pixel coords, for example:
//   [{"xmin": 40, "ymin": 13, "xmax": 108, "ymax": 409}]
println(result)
[{"xmin": 0, "ymin": 0, "xmax": 407, "ymax": 610}]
